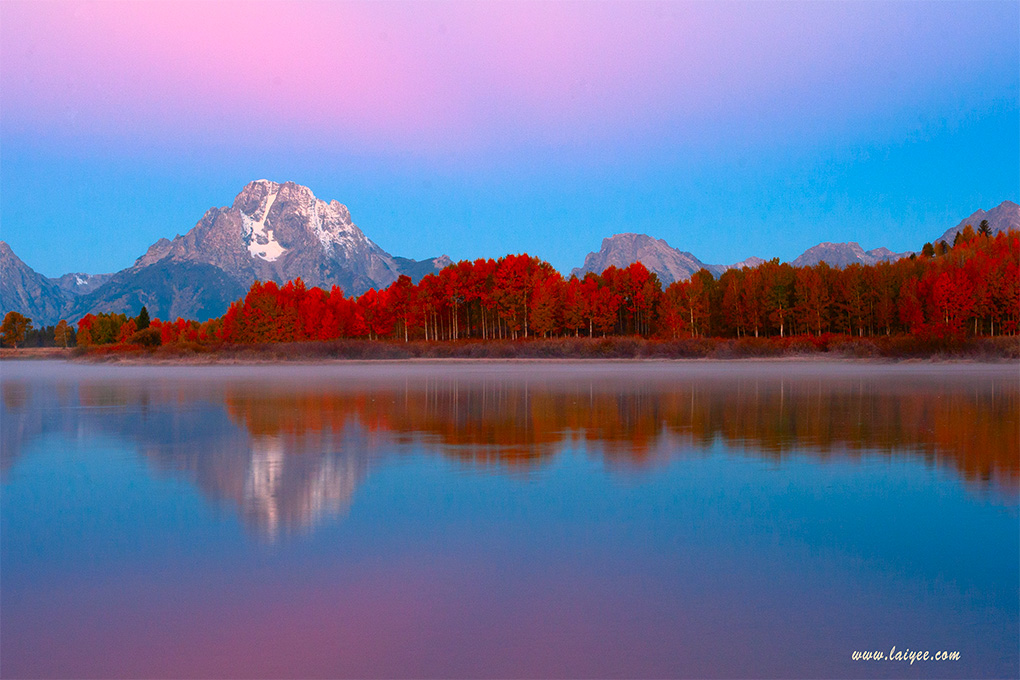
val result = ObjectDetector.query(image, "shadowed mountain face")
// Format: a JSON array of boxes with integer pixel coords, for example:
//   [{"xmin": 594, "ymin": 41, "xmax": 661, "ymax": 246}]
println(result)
[
  {"xmin": 3, "ymin": 363, "xmax": 1016, "ymax": 540},
  {"xmin": 0, "ymin": 242, "xmax": 65, "ymax": 326},
  {"xmin": 64, "ymin": 260, "xmax": 249, "ymax": 324}
]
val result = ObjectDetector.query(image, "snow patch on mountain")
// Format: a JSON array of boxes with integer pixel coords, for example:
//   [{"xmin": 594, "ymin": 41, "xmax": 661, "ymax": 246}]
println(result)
[{"xmin": 242, "ymin": 189, "xmax": 287, "ymax": 262}]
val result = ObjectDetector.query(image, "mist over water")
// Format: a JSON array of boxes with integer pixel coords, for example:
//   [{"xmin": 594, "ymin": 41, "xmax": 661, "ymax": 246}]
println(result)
[{"xmin": 1, "ymin": 361, "xmax": 1017, "ymax": 678}]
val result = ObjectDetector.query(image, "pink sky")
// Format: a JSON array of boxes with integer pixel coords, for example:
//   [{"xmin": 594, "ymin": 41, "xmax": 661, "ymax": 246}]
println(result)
[{"xmin": 3, "ymin": 1, "xmax": 1005, "ymax": 153}]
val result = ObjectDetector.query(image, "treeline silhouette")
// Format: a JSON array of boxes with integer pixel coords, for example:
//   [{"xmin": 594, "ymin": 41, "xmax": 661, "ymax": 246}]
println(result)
[{"xmin": 65, "ymin": 227, "xmax": 1019, "ymax": 351}]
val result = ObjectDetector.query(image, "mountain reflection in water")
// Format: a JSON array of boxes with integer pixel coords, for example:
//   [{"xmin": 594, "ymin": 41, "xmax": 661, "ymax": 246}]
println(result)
[{"xmin": 1, "ymin": 362, "xmax": 1016, "ymax": 538}]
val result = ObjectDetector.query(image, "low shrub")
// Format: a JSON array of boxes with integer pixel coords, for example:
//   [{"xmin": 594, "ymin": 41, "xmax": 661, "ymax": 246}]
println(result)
[
  {"xmin": 829, "ymin": 337, "xmax": 882, "ymax": 358},
  {"xmin": 126, "ymin": 327, "xmax": 162, "ymax": 347},
  {"xmin": 712, "ymin": 337, "xmax": 785, "ymax": 358},
  {"xmin": 154, "ymin": 341, "xmax": 211, "ymax": 356},
  {"xmin": 641, "ymin": 339, "xmax": 714, "ymax": 358}
]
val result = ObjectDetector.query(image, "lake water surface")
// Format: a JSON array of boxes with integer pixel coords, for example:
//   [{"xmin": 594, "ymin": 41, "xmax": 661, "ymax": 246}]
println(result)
[{"xmin": 1, "ymin": 360, "xmax": 1017, "ymax": 678}]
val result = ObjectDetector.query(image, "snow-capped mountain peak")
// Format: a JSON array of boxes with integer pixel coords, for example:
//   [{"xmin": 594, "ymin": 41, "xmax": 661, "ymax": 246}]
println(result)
[{"xmin": 121, "ymin": 180, "xmax": 450, "ymax": 306}]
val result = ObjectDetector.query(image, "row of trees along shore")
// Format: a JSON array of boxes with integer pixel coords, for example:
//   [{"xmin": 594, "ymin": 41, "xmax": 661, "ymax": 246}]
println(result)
[{"xmin": 2, "ymin": 226, "xmax": 1017, "ymax": 351}]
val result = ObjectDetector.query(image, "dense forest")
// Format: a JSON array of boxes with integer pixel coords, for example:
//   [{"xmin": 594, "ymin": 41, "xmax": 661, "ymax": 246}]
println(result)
[{"xmin": 3, "ymin": 227, "xmax": 1017, "ymax": 352}]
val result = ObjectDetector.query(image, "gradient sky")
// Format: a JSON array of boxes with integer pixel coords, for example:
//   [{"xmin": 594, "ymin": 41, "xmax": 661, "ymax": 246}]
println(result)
[{"xmin": 1, "ymin": 0, "xmax": 1017, "ymax": 277}]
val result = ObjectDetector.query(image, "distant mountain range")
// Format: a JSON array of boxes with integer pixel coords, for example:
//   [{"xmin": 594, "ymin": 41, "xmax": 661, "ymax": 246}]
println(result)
[
  {"xmin": 571, "ymin": 233, "xmax": 909, "ymax": 287},
  {"xmin": 572, "ymin": 200, "xmax": 1017, "ymax": 286},
  {"xmin": 1, "ymin": 187, "xmax": 1016, "ymax": 326}
]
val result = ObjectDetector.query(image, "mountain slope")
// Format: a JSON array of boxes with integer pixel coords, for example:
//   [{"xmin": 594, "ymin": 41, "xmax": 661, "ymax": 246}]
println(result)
[
  {"xmin": 65, "ymin": 260, "xmax": 248, "ymax": 323},
  {"xmin": 936, "ymin": 200, "xmax": 1019, "ymax": 244},
  {"xmin": 0, "ymin": 241, "xmax": 67, "ymax": 325}
]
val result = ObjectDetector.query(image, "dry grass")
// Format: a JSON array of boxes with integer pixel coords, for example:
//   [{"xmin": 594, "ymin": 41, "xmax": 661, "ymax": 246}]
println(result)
[
  {"xmin": 0, "ymin": 347, "xmax": 76, "ymax": 360},
  {"xmin": 61, "ymin": 334, "xmax": 1020, "ymax": 363}
]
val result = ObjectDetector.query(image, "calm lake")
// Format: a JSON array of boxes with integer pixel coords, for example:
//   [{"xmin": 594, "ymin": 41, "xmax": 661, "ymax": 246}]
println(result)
[{"xmin": 1, "ymin": 360, "xmax": 1017, "ymax": 678}]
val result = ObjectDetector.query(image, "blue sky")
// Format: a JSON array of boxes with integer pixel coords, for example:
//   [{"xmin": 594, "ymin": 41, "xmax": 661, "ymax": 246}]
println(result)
[{"xmin": 1, "ymin": 1, "xmax": 1017, "ymax": 277}]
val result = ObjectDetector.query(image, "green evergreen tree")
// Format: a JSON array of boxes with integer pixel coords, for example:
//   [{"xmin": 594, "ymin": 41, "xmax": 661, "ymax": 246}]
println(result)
[
  {"xmin": 136, "ymin": 306, "xmax": 151, "ymax": 331},
  {"xmin": 978, "ymin": 219, "xmax": 992, "ymax": 237}
]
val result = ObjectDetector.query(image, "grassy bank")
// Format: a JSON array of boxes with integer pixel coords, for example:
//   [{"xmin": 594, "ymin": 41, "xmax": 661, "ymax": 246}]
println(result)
[
  {"xmin": 56, "ymin": 334, "xmax": 1020, "ymax": 363},
  {"xmin": 0, "ymin": 347, "xmax": 76, "ymax": 360}
]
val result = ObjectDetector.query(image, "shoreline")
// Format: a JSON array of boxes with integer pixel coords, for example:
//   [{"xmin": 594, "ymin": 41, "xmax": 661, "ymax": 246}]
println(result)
[
  {"xmin": 1, "ymin": 357, "xmax": 1014, "ymax": 384},
  {"xmin": 1, "ymin": 349, "xmax": 1016, "ymax": 366},
  {"xmin": 4, "ymin": 335, "xmax": 1018, "ymax": 365}
]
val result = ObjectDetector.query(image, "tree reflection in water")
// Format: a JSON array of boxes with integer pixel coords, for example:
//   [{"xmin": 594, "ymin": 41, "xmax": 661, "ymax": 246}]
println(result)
[{"xmin": 2, "ymin": 364, "xmax": 1016, "ymax": 538}]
